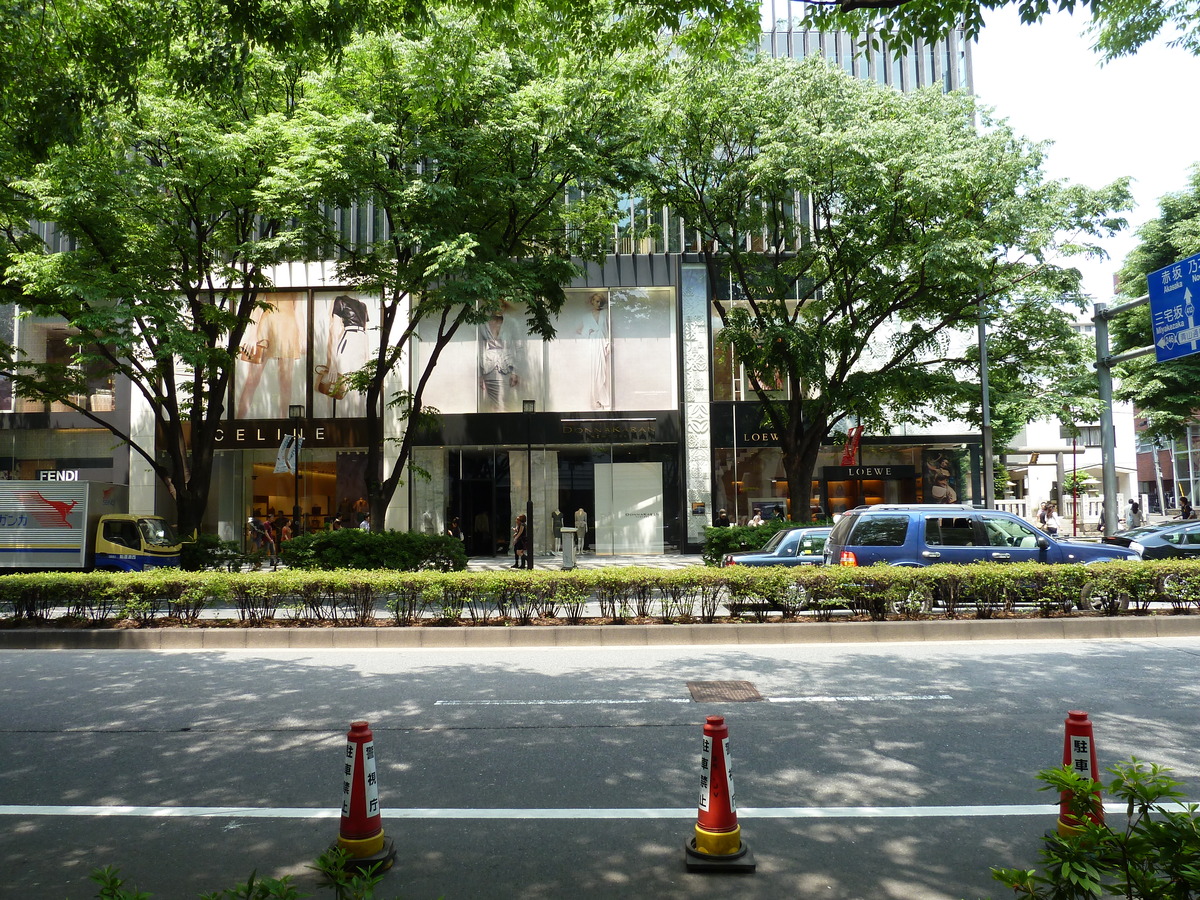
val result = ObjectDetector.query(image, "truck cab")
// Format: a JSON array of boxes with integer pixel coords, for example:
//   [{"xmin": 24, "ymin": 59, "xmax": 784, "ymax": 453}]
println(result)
[{"xmin": 94, "ymin": 515, "xmax": 181, "ymax": 572}]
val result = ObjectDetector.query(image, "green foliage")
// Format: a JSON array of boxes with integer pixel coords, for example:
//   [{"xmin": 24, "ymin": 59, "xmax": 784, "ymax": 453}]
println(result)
[
  {"xmin": 1111, "ymin": 164, "xmax": 1200, "ymax": 442},
  {"xmin": 279, "ymin": 530, "xmax": 467, "ymax": 572},
  {"xmin": 639, "ymin": 53, "xmax": 1130, "ymax": 517},
  {"xmin": 990, "ymin": 757, "xmax": 1199, "ymax": 899},
  {"xmin": 701, "ymin": 520, "xmax": 798, "ymax": 566},
  {"xmin": 180, "ymin": 533, "xmax": 243, "ymax": 572},
  {"xmin": 309, "ymin": 847, "xmax": 388, "ymax": 900},
  {"xmin": 3, "ymin": 560, "xmax": 1200, "ymax": 627},
  {"xmin": 796, "ymin": 0, "xmax": 1200, "ymax": 63}
]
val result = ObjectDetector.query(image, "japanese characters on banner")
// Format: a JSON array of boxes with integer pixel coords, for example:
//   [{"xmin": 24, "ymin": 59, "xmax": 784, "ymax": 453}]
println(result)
[
  {"xmin": 698, "ymin": 734, "xmax": 736, "ymax": 813},
  {"xmin": 342, "ymin": 737, "xmax": 379, "ymax": 818}
]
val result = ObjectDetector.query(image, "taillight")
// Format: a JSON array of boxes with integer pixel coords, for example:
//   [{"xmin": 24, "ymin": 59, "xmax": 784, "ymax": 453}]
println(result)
[{"xmin": 839, "ymin": 551, "xmax": 858, "ymax": 567}]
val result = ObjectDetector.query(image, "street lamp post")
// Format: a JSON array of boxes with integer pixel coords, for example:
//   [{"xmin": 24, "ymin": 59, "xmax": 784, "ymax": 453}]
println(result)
[
  {"xmin": 523, "ymin": 399, "xmax": 535, "ymax": 570},
  {"xmin": 288, "ymin": 404, "xmax": 304, "ymax": 534}
]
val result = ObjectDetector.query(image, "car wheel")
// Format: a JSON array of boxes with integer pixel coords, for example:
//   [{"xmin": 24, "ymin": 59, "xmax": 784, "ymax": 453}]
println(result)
[
  {"xmin": 889, "ymin": 586, "xmax": 934, "ymax": 615},
  {"xmin": 1080, "ymin": 581, "xmax": 1130, "ymax": 613}
]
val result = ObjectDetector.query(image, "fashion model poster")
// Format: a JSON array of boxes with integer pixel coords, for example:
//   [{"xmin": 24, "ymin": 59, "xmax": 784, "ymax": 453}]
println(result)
[
  {"xmin": 475, "ymin": 302, "xmax": 541, "ymax": 413},
  {"xmin": 923, "ymin": 450, "xmax": 962, "ymax": 504},
  {"xmin": 312, "ymin": 291, "xmax": 377, "ymax": 419},
  {"xmin": 235, "ymin": 292, "xmax": 308, "ymax": 420}
]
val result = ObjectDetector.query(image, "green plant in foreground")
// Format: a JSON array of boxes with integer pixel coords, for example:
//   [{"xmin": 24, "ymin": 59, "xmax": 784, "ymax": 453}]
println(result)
[
  {"xmin": 989, "ymin": 757, "xmax": 1199, "ymax": 899},
  {"xmin": 88, "ymin": 848, "xmax": 402, "ymax": 899}
]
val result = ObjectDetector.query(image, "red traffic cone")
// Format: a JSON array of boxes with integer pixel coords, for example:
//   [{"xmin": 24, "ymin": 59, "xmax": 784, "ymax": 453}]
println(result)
[
  {"xmin": 336, "ymin": 721, "xmax": 396, "ymax": 870},
  {"xmin": 684, "ymin": 716, "xmax": 755, "ymax": 872},
  {"xmin": 1058, "ymin": 710, "xmax": 1105, "ymax": 836}
]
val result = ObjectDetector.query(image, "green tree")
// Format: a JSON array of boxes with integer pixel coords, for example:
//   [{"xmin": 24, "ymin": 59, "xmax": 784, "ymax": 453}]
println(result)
[
  {"xmin": 0, "ymin": 0, "xmax": 745, "ymax": 533},
  {"xmin": 278, "ymin": 9, "xmax": 658, "ymax": 524},
  {"xmin": 0, "ymin": 1, "xmax": 372, "ymax": 534},
  {"xmin": 796, "ymin": 0, "xmax": 1200, "ymax": 62},
  {"xmin": 1110, "ymin": 164, "xmax": 1200, "ymax": 442},
  {"xmin": 640, "ymin": 55, "xmax": 1130, "ymax": 517}
]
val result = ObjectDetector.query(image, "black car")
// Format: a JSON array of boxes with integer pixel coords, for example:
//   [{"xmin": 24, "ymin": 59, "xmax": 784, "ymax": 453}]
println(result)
[
  {"xmin": 1127, "ymin": 521, "xmax": 1200, "ymax": 559},
  {"xmin": 1103, "ymin": 524, "xmax": 1179, "ymax": 549},
  {"xmin": 723, "ymin": 526, "xmax": 831, "ymax": 567}
]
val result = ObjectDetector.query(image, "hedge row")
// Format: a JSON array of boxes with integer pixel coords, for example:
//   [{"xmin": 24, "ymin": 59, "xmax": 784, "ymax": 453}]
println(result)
[{"xmin": 3, "ymin": 560, "xmax": 1199, "ymax": 627}]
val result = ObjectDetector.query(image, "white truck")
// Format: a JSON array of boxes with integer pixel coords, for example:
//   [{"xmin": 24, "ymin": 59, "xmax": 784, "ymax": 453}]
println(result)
[{"xmin": 0, "ymin": 481, "xmax": 181, "ymax": 571}]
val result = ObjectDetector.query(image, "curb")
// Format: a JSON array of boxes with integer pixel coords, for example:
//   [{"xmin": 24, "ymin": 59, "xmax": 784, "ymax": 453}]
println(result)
[{"xmin": 3, "ymin": 614, "xmax": 1200, "ymax": 650}]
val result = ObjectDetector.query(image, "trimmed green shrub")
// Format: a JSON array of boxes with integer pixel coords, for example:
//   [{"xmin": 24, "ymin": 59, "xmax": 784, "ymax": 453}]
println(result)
[
  {"xmin": 179, "ymin": 532, "xmax": 242, "ymax": 571},
  {"xmin": 279, "ymin": 528, "xmax": 467, "ymax": 571},
  {"xmin": 702, "ymin": 520, "xmax": 806, "ymax": 567}
]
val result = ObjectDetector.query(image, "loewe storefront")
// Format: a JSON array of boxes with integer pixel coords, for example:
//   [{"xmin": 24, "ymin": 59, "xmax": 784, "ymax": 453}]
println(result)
[{"xmin": 709, "ymin": 403, "xmax": 984, "ymax": 522}]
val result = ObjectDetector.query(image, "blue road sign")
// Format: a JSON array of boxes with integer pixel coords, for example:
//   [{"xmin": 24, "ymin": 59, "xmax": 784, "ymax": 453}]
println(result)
[{"xmin": 1148, "ymin": 252, "xmax": 1200, "ymax": 362}]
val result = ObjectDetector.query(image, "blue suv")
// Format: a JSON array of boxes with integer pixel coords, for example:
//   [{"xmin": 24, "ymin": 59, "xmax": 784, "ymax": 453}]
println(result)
[{"xmin": 822, "ymin": 504, "xmax": 1139, "ymax": 567}]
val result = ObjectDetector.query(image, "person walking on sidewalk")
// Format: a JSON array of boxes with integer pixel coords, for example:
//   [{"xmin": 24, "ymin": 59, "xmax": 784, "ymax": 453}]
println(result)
[{"xmin": 511, "ymin": 514, "xmax": 530, "ymax": 569}]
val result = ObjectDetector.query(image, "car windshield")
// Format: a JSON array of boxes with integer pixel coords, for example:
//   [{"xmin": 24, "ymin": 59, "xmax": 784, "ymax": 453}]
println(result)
[
  {"xmin": 138, "ymin": 517, "xmax": 178, "ymax": 547},
  {"xmin": 760, "ymin": 530, "xmax": 789, "ymax": 552}
]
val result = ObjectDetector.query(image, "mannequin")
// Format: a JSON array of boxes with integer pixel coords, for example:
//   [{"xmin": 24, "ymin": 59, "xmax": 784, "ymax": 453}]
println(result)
[
  {"xmin": 552, "ymin": 509, "xmax": 564, "ymax": 552},
  {"xmin": 574, "ymin": 507, "xmax": 588, "ymax": 553}
]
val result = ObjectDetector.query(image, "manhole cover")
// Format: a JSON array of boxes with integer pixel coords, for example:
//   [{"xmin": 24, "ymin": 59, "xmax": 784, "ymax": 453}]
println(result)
[{"xmin": 686, "ymin": 681, "xmax": 763, "ymax": 702}]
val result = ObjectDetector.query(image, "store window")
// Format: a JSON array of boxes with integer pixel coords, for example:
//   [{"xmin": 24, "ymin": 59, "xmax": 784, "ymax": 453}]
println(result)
[{"xmin": 417, "ymin": 287, "xmax": 677, "ymax": 415}]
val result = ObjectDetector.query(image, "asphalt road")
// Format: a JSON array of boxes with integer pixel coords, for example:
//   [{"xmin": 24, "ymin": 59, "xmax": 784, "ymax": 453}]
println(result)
[{"xmin": 3, "ymin": 637, "xmax": 1199, "ymax": 899}]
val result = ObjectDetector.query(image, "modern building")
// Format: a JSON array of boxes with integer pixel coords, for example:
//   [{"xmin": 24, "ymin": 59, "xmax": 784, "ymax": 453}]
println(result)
[{"xmin": 1, "ymin": 22, "xmax": 1037, "ymax": 556}]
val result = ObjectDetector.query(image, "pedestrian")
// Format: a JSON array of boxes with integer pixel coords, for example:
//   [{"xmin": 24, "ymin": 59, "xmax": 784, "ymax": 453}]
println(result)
[
  {"xmin": 748, "ymin": 508, "xmax": 764, "ymax": 527},
  {"xmin": 1044, "ymin": 503, "xmax": 1062, "ymax": 536},
  {"xmin": 1036, "ymin": 501, "xmax": 1049, "ymax": 528},
  {"xmin": 511, "ymin": 513, "xmax": 529, "ymax": 569},
  {"xmin": 714, "ymin": 509, "xmax": 730, "ymax": 528},
  {"xmin": 1182, "ymin": 496, "xmax": 1194, "ymax": 520},
  {"xmin": 1128, "ymin": 497, "xmax": 1141, "ymax": 529},
  {"xmin": 261, "ymin": 517, "xmax": 278, "ymax": 565},
  {"xmin": 359, "ymin": 513, "xmax": 370, "ymax": 531},
  {"xmin": 446, "ymin": 517, "xmax": 464, "ymax": 542}
]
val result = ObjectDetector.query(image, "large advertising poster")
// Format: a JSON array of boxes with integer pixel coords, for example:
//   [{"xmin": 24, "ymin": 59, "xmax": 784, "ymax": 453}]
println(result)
[
  {"xmin": 923, "ymin": 450, "xmax": 962, "ymax": 503},
  {"xmin": 476, "ymin": 302, "xmax": 543, "ymax": 413},
  {"xmin": 312, "ymin": 292, "xmax": 378, "ymax": 419},
  {"xmin": 235, "ymin": 292, "xmax": 308, "ymax": 420},
  {"xmin": 415, "ymin": 287, "xmax": 677, "ymax": 415}
]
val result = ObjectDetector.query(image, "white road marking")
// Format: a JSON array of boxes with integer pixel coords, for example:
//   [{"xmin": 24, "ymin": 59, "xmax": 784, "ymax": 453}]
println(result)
[
  {"xmin": 434, "ymin": 698, "xmax": 691, "ymax": 705},
  {"xmin": 433, "ymin": 693, "xmax": 953, "ymax": 706},
  {"xmin": 0, "ymin": 803, "xmax": 1064, "ymax": 819},
  {"xmin": 769, "ymin": 694, "xmax": 954, "ymax": 703}
]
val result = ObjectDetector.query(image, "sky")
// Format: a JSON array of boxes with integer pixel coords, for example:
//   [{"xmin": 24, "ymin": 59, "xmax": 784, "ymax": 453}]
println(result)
[{"xmin": 971, "ymin": 9, "xmax": 1200, "ymax": 303}]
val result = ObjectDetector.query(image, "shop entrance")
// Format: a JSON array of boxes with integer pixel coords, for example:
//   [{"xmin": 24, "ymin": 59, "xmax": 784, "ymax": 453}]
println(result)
[{"xmin": 445, "ymin": 443, "xmax": 680, "ymax": 557}]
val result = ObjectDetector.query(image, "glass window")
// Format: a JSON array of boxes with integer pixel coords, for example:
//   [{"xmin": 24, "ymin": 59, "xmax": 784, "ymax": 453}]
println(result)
[
  {"xmin": 849, "ymin": 515, "xmax": 909, "ymax": 546},
  {"xmin": 103, "ymin": 520, "xmax": 141, "ymax": 549},
  {"xmin": 980, "ymin": 514, "xmax": 1038, "ymax": 548},
  {"xmin": 926, "ymin": 516, "xmax": 975, "ymax": 547}
]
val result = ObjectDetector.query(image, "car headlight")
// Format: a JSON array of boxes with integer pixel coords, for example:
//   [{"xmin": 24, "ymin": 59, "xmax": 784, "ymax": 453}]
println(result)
[{"xmin": 1129, "ymin": 541, "xmax": 1145, "ymax": 556}]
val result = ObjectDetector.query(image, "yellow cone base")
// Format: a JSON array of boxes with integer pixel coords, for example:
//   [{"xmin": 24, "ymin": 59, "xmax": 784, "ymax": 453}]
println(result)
[
  {"xmin": 684, "ymin": 827, "xmax": 755, "ymax": 873},
  {"xmin": 335, "ymin": 830, "xmax": 396, "ymax": 873},
  {"xmin": 694, "ymin": 823, "xmax": 741, "ymax": 856}
]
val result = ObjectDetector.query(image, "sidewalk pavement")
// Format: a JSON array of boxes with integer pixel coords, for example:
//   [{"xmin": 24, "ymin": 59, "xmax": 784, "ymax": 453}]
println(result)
[{"xmin": 467, "ymin": 552, "xmax": 704, "ymax": 571}]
